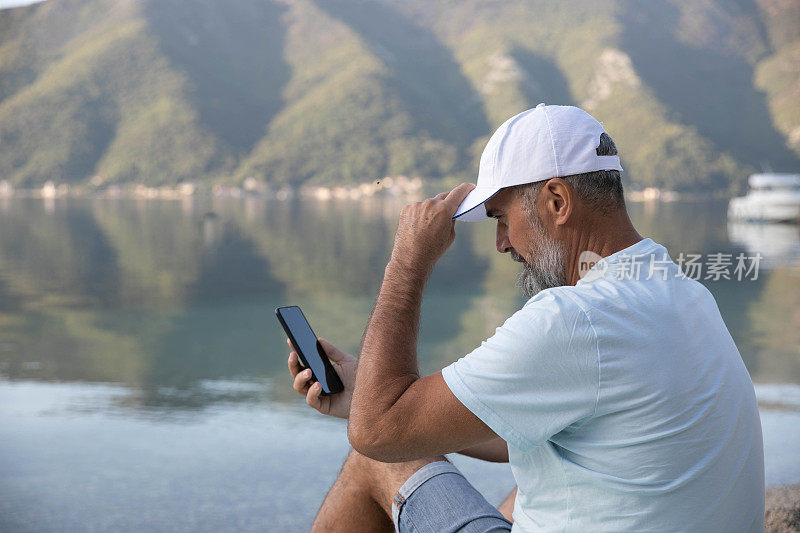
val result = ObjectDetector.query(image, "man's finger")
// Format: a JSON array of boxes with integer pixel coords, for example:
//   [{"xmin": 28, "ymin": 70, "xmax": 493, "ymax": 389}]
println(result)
[
  {"xmin": 317, "ymin": 338, "xmax": 349, "ymax": 362},
  {"xmin": 288, "ymin": 351, "xmax": 303, "ymax": 377},
  {"xmin": 442, "ymin": 182, "xmax": 476, "ymax": 213},
  {"xmin": 433, "ymin": 191, "xmax": 448, "ymax": 201},
  {"xmin": 307, "ymin": 382, "xmax": 323, "ymax": 410},
  {"xmin": 286, "ymin": 337, "xmax": 298, "ymax": 352},
  {"xmin": 293, "ymin": 369, "xmax": 313, "ymax": 394}
]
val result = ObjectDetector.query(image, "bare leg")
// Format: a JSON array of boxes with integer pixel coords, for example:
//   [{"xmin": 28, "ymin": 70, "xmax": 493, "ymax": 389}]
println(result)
[
  {"xmin": 498, "ymin": 487, "xmax": 517, "ymax": 523},
  {"xmin": 311, "ymin": 448, "xmax": 448, "ymax": 533}
]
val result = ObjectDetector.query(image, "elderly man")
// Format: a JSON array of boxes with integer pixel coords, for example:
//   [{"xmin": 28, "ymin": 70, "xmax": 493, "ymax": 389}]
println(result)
[{"xmin": 288, "ymin": 104, "xmax": 765, "ymax": 532}]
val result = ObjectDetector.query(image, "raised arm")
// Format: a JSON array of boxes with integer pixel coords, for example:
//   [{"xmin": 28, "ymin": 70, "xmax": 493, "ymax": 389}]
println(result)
[{"xmin": 347, "ymin": 184, "xmax": 498, "ymax": 462}]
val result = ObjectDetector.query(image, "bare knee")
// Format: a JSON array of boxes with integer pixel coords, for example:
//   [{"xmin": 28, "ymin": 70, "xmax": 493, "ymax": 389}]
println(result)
[
  {"xmin": 341, "ymin": 447, "xmax": 447, "ymax": 480},
  {"xmin": 339, "ymin": 448, "xmax": 448, "ymax": 516}
]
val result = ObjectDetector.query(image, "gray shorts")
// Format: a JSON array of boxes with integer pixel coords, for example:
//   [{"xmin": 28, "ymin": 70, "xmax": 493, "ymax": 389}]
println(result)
[{"xmin": 391, "ymin": 461, "xmax": 513, "ymax": 533}]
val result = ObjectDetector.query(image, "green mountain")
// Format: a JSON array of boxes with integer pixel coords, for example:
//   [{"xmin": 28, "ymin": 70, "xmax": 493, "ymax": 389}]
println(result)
[{"xmin": 0, "ymin": 0, "xmax": 798, "ymax": 192}]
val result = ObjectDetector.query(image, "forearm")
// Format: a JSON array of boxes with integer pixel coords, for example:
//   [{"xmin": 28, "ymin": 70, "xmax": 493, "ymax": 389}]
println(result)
[
  {"xmin": 457, "ymin": 437, "xmax": 509, "ymax": 463},
  {"xmin": 347, "ymin": 183, "xmax": 485, "ymax": 460},
  {"xmin": 349, "ymin": 259, "xmax": 428, "ymax": 442}
]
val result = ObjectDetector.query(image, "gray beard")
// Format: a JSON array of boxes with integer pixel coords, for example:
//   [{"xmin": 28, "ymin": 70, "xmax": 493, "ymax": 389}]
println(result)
[{"xmin": 511, "ymin": 232, "xmax": 568, "ymax": 298}]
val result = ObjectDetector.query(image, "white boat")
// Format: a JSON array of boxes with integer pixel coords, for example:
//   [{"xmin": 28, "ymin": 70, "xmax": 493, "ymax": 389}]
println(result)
[{"xmin": 728, "ymin": 173, "xmax": 800, "ymax": 223}]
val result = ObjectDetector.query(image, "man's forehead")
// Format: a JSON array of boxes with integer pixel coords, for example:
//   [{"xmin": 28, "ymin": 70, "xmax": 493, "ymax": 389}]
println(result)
[{"xmin": 484, "ymin": 188, "xmax": 514, "ymax": 216}]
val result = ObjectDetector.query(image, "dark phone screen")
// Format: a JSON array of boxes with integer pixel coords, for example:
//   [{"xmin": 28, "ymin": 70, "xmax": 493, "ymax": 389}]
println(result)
[{"xmin": 277, "ymin": 306, "xmax": 340, "ymax": 394}]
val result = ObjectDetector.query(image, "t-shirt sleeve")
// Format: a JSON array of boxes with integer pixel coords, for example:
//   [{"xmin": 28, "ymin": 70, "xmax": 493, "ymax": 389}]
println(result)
[{"xmin": 441, "ymin": 289, "xmax": 599, "ymax": 453}]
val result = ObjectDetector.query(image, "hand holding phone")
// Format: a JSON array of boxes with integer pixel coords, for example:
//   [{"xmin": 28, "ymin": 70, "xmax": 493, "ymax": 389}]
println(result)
[
  {"xmin": 287, "ymin": 337, "xmax": 356, "ymax": 419},
  {"xmin": 278, "ymin": 306, "xmax": 357, "ymax": 419},
  {"xmin": 276, "ymin": 305, "xmax": 344, "ymax": 395}
]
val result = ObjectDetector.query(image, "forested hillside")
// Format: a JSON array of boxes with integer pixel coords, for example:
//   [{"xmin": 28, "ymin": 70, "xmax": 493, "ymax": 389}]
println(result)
[{"xmin": 0, "ymin": 0, "xmax": 798, "ymax": 192}]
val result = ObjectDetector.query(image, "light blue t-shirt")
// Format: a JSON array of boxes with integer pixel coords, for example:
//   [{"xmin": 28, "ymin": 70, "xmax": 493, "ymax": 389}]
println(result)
[{"xmin": 442, "ymin": 238, "xmax": 764, "ymax": 532}]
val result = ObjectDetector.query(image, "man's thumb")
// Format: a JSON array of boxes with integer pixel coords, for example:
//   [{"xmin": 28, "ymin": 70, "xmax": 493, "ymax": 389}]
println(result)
[{"xmin": 317, "ymin": 338, "xmax": 346, "ymax": 361}]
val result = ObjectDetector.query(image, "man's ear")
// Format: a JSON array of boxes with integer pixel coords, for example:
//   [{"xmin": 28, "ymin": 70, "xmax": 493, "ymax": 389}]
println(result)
[{"xmin": 541, "ymin": 178, "xmax": 573, "ymax": 226}]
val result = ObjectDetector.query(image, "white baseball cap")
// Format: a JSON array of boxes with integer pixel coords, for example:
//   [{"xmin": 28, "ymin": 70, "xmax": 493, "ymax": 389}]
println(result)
[{"xmin": 453, "ymin": 103, "xmax": 623, "ymax": 221}]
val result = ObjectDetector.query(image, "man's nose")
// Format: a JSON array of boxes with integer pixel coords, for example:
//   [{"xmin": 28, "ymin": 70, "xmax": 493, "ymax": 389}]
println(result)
[{"xmin": 496, "ymin": 223, "xmax": 511, "ymax": 253}]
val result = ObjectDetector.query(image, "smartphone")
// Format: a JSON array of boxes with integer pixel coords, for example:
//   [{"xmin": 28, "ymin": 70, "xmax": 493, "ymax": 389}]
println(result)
[{"xmin": 275, "ymin": 305, "xmax": 344, "ymax": 396}]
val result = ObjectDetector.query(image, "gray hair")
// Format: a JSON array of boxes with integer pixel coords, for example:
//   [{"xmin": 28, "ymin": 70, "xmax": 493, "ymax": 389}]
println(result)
[{"xmin": 511, "ymin": 132, "xmax": 625, "ymax": 217}]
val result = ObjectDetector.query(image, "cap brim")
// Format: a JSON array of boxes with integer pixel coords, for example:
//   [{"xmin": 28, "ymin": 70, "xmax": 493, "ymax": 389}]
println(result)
[{"xmin": 452, "ymin": 186, "xmax": 502, "ymax": 222}]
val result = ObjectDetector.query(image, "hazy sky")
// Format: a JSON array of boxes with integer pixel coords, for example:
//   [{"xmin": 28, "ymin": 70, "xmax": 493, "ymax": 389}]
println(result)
[{"xmin": 0, "ymin": 0, "xmax": 43, "ymax": 8}]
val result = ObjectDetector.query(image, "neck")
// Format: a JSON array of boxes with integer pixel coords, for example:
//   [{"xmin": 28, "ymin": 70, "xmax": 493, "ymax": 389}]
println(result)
[{"xmin": 565, "ymin": 209, "xmax": 643, "ymax": 286}]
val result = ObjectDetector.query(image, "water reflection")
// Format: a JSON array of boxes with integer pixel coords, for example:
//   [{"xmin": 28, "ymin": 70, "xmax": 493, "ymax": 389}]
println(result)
[
  {"xmin": 1, "ymin": 196, "xmax": 799, "ymax": 530},
  {"xmin": 0, "ymin": 197, "xmax": 798, "ymax": 411},
  {"xmin": 728, "ymin": 221, "xmax": 800, "ymax": 269}
]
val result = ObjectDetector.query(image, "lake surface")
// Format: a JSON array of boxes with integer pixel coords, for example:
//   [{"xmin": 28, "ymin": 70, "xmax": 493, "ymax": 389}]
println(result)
[{"xmin": 1, "ymin": 195, "xmax": 799, "ymax": 531}]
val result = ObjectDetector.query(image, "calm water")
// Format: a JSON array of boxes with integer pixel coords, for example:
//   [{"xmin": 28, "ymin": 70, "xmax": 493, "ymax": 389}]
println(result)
[{"xmin": 1, "ymin": 196, "xmax": 799, "ymax": 531}]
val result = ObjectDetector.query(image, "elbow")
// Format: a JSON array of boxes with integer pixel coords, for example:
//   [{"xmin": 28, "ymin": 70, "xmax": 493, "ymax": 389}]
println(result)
[
  {"xmin": 347, "ymin": 419, "xmax": 400, "ymax": 463},
  {"xmin": 347, "ymin": 420, "xmax": 383, "ymax": 459}
]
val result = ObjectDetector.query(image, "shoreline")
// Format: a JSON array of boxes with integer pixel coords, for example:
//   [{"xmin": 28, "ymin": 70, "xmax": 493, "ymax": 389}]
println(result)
[{"xmin": 0, "ymin": 178, "xmax": 737, "ymax": 203}]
